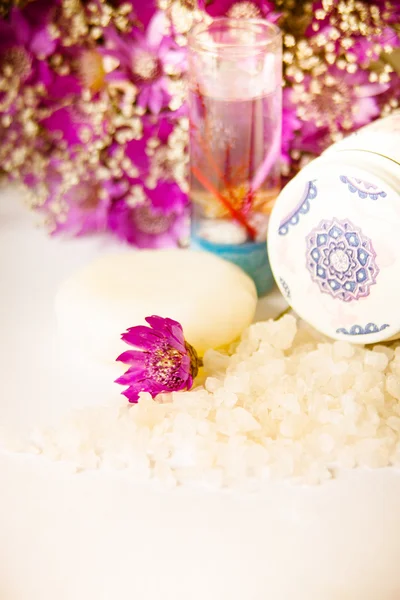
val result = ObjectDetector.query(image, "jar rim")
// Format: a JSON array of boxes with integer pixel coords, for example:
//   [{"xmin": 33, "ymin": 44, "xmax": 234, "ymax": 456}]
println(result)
[{"xmin": 188, "ymin": 17, "xmax": 282, "ymax": 55}]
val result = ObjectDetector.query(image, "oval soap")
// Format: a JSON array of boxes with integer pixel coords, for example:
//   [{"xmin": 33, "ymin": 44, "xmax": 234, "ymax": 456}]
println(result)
[{"xmin": 55, "ymin": 249, "xmax": 257, "ymax": 362}]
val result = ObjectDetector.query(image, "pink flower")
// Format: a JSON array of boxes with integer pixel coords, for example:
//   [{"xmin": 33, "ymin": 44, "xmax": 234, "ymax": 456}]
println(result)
[
  {"xmin": 107, "ymin": 112, "xmax": 189, "ymax": 248},
  {"xmin": 5, "ymin": 2, "xmax": 57, "ymax": 60},
  {"xmin": 116, "ymin": 316, "xmax": 200, "ymax": 403},
  {"xmin": 42, "ymin": 161, "xmax": 126, "ymax": 237},
  {"xmin": 198, "ymin": 0, "xmax": 278, "ymax": 21},
  {"xmin": 103, "ymin": 11, "xmax": 186, "ymax": 114},
  {"xmin": 38, "ymin": 102, "xmax": 112, "ymax": 235},
  {"xmin": 0, "ymin": 1, "xmax": 60, "ymax": 115},
  {"xmin": 347, "ymin": 27, "xmax": 400, "ymax": 66},
  {"xmin": 41, "ymin": 104, "xmax": 99, "ymax": 146},
  {"xmin": 288, "ymin": 66, "xmax": 389, "ymax": 156},
  {"xmin": 121, "ymin": 115, "xmax": 174, "ymax": 180},
  {"xmin": 108, "ymin": 181, "xmax": 189, "ymax": 248}
]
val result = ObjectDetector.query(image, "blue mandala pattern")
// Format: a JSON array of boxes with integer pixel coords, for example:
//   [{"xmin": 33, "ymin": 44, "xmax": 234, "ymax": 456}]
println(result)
[
  {"xmin": 306, "ymin": 218, "xmax": 379, "ymax": 302},
  {"xmin": 336, "ymin": 323, "xmax": 389, "ymax": 336},
  {"xmin": 278, "ymin": 180, "xmax": 317, "ymax": 236},
  {"xmin": 339, "ymin": 175, "xmax": 387, "ymax": 200}
]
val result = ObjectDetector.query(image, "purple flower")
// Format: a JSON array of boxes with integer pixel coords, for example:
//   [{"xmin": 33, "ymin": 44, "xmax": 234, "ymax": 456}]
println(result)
[
  {"xmin": 345, "ymin": 26, "xmax": 400, "ymax": 66},
  {"xmin": 103, "ymin": 11, "xmax": 186, "ymax": 114},
  {"xmin": 41, "ymin": 105, "xmax": 95, "ymax": 146},
  {"xmin": 108, "ymin": 181, "xmax": 189, "ymax": 248},
  {"xmin": 39, "ymin": 159, "xmax": 126, "ymax": 237},
  {"xmin": 116, "ymin": 316, "xmax": 201, "ymax": 403},
  {"xmin": 198, "ymin": 0, "xmax": 279, "ymax": 21},
  {"xmin": 5, "ymin": 3, "xmax": 57, "ymax": 60},
  {"xmin": 0, "ymin": 2, "xmax": 58, "ymax": 94},
  {"xmin": 121, "ymin": 115, "xmax": 174, "ymax": 179},
  {"xmin": 51, "ymin": 180, "xmax": 118, "ymax": 237},
  {"xmin": 288, "ymin": 66, "xmax": 389, "ymax": 156}
]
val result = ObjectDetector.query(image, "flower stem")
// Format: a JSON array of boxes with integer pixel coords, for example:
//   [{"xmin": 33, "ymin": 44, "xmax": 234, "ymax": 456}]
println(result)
[
  {"xmin": 193, "ymin": 86, "xmax": 256, "ymax": 241},
  {"xmin": 191, "ymin": 165, "xmax": 257, "ymax": 239}
]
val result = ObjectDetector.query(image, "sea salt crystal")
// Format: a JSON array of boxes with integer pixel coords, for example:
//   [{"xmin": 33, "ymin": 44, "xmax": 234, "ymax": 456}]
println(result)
[
  {"xmin": 279, "ymin": 418, "xmax": 295, "ymax": 438},
  {"xmin": 205, "ymin": 377, "xmax": 223, "ymax": 394},
  {"xmin": 387, "ymin": 416, "xmax": 400, "ymax": 433},
  {"xmin": 280, "ymin": 393, "xmax": 301, "ymax": 414},
  {"xmin": 333, "ymin": 340, "xmax": 355, "ymax": 360},
  {"xmin": 203, "ymin": 349, "xmax": 230, "ymax": 374},
  {"xmin": 215, "ymin": 389, "xmax": 238, "ymax": 408},
  {"xmin": 391, "ymin": 442, "xmax": 400, "ymax": 466},
  {"xmin": 224, "ymin": 373, "xmax": 250, "ymax": 395},
  {"xmin": 354, "ymin": 439, "xmax": 390, "ymax": 469},
  {"xmin": 387, "ymin": 374, "xmax": 400, "ymax": 400},
  {"xmin": 202, "ymin": 466, "xmax": 224, "ymax": 488},
  {"xmin": 374, "ymin": 345, "xmax": 395, "ymax": 360},
  {"xmin": 258, "ymin": 315, "xmax": 297, "ymax": 351},
  {"xmin": 232, "ymin": 406, "xmax": 261, "ymax": 432},
  {"xmin": 318, "ymin": 433, "xmax": 335, "ymax": 454},
  {"xmin": 254, "ymin": 358, "xmax": 286, "ymax": 382},
  {"xmin": 336, "ymin": 447, "xmax": 356, "ymax": 469},
  {"xmin": 341, "ymin": 391, "xmax": 361, "ymax": 418},
  {"xmin": 364, "ymin": 350, "xmax": 389, "ymax": 371},
  {"xmin": 269, "ymin": 448, "xmax": 295, "ymax": 479}
]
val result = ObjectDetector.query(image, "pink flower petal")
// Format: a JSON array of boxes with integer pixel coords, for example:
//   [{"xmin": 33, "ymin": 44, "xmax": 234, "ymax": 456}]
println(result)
[
  {"xmin": 11, "ymin": 7, "xmax": 30, "ymax": 46},
  {"xmin": 146, "ymin": 11, "xmax": 168, "ymax": 48},
  {"xmin": 148, "ymin": 85, "xmax": 164, "ymax": 114},
  {"xmin": 30, "ymin": 28, "xmax": 56, "ymax": 58},
  {"xmin": 116, "ymin": 350, "xmax": 146, "ymax": 365}
]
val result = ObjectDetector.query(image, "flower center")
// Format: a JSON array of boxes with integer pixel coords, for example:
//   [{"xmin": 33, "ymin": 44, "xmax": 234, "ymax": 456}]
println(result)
[
  {"xmin": 73, "ymin": 183, "xmax": 100, "ymax": 210},
  {"xmin": 132, "ymin": 50, "xmax": 161, "ymax": 82},
  {"xmin": 132, "ymin": 205, "xmax": 174, "ymax": 235},
  {"xmin": 1, "ymin": 47, "xmax": 31, "ymax": 80},
  {"xmin": 145, "ymin": 343, "xmax": 183, "ymax": 387},
  {"xmin": 180, "ymin": 0, "xmax": 196, "ymax": 8},
  {"xmin": 227, "ymin": 2, "xmax": 261, "ymax": 18},
  {"xmin": 296, "ymin": 75, "xmax": 354, "ymax": 132}
]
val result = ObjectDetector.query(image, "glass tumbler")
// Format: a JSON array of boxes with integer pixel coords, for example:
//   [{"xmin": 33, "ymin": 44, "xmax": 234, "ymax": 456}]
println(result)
[{"xmin": 187, "ymin": 17, "xmax": 282, "ymax": 295}]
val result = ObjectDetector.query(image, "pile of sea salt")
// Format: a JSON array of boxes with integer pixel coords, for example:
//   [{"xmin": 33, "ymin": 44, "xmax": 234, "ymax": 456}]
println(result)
[{"xmin": 25, "ymin": 315, "xmax": 400, "ymax": 487}]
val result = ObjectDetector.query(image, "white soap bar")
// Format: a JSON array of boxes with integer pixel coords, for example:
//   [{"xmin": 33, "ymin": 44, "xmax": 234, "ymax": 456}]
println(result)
[{"xmin": 55, "ymin": 249, "xmax": 257, "ymax": 362}]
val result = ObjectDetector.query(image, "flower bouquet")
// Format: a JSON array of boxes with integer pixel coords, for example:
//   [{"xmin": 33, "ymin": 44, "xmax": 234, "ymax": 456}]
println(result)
[{"xmin": 0, "ymin": 0, "xmax": 398, "ymax": 247}]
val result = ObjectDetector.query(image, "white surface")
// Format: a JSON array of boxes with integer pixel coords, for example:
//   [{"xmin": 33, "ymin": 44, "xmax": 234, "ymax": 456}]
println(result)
[
  {"xmin": 1, "ymin": 453, "xmax": 400, "ymax": 600},
  {"xmin": 0, "ymin": 187, "xmax": 123, "ymax": 434},
  {"xmin": 2, "ymin": 189, "xmax": 400, "ymax": 600}
]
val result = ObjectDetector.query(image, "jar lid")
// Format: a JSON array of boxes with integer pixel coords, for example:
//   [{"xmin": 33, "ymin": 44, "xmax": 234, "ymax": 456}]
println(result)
[{"xmin": 268, "ymin": 160, "xmax": 400, "ymax": 343}]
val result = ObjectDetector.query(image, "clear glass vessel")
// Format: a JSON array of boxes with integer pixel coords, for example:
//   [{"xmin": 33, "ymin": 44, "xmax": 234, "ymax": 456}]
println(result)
[{"xmin": 188, "ymin": 17, "xmax": 282, "ymax": 295}]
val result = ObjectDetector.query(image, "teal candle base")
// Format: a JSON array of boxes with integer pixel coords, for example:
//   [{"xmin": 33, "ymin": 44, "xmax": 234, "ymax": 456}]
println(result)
[{"xmin": 191, "ymin": 235, "xmax": 274, "ymax": 297}]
